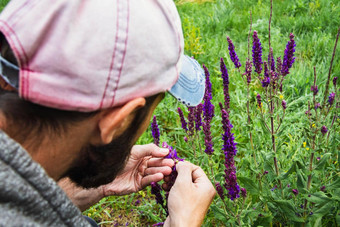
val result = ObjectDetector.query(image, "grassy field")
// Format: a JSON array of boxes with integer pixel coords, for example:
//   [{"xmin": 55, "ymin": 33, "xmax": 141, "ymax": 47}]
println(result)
[
  {"xmin": 0, "ymin": 0, "xmax": 339, "ymax": 226},
  {"xmin": 87, "ymin": 0, "xmax": 339, "ymax": 226}
]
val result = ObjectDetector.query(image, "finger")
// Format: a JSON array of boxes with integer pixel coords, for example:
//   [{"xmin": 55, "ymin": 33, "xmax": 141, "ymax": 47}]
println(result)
[
  {"xmin": 141, "ymin": 173, "xmax": 164, "ymax": 188},
  {"xmin": 145, "ymin": 166, "xmax": 172, "ymax": 176},
  {"xmin": 132, "ymin": 144, "xmax": 169, "ymax": 159},
  {"xmin": 174, "ymin": 161, "xmax": 194, "ymax": 187},
  {"xmin": 147, "ymin": 158, "xmax": 174, "ymax": 168},
  {"xmin": 191, "ymin": 166, "xmax": 209, "ymax": 184}
]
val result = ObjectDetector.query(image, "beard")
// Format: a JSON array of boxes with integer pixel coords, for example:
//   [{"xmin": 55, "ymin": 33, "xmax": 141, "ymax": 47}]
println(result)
[{"xmin": 64, "ymin": 130, "xmax": 135, "ymax": 188}]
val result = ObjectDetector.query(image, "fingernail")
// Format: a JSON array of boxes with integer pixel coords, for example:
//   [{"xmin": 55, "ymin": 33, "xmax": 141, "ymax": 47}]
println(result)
[{"xmin": 161, "ymin": 148, "xmax": 169, "ymax": 154}]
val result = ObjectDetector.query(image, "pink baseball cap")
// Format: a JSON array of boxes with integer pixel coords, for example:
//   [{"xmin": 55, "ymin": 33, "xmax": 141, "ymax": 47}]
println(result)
[{"xmin": 0, "ymin": 0, "xmax": 205, "ymax": 112}]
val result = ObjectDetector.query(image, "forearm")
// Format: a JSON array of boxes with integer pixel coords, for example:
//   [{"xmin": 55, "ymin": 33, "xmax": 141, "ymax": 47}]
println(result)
[{"xmin": 58, "ymin": 178, "xmax": 104, "ymax": 212}]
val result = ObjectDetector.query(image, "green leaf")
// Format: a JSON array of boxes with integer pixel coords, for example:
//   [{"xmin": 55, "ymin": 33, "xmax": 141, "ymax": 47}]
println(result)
[
  {"xmin": 336, "ymin": 213, "xmax": 340, "ymax": 226},
  {"xmin": 313, "ymin": 201, "xmax": 335, "ymax": 216},
  {"xmin": 272, "ymin": 200, "xmax": 304, "ymax": 222},
  {"xmin": 210, "ymin": 205, "xmax": 229, "ymax": 222},
  {"xmin": 306, "ymin": 192, "xmax": 332, "ymax": 206},
  {"xmin": 296, "ymin": 170, "xmax": 306, "ymax": 192},
  {"xmin": 327, "ymin": 177, "xmax": 340, "ymax": 190},
  {"xmin": 313, "ymin": 217, "xmax": 322, "ymax": 227},
  {"xmin": 238, "ymin": 176, "xmax": 259, "ymax": 195},
  {"xmin": 315, "ymin": 153, "xmax": 331, "ymax": 171}
]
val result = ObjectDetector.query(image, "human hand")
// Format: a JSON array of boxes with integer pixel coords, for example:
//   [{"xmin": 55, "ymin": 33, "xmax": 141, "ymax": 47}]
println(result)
[
  {"xmin": 163, "ymin": 161, "xmax": 216, "ymax": 227},
  {"xmin": 102, "ymin": 144, "xmax": 174, "ymax": 196}
]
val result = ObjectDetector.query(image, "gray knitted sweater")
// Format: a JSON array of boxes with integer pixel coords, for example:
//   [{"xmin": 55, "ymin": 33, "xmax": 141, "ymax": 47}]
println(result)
[{"xmin": 0, "ymin": 130, "xmax": 90, "ymax": 226}]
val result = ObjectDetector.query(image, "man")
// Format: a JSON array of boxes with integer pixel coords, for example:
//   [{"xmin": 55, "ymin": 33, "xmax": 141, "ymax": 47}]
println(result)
[{"xmin": 0, "ymin": 0, "xmax": 215, "ymax": 226}]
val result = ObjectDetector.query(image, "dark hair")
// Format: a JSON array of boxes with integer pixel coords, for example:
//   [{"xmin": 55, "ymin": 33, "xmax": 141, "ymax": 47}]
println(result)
[{"xmin": 0, "ymin": 90, "xmax": 159, "ymax": 144}]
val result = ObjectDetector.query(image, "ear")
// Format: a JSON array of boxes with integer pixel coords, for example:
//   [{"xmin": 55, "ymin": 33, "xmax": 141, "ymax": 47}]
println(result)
[{"xmin": 98, "ymin": 97, "xmax": 146, "ymax": 144}]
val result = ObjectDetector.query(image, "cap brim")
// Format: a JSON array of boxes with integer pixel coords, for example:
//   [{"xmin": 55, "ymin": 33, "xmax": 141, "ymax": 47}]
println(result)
[{"xmin": 169, "ymin": 55, "xmax": 205, "ymax": 107}]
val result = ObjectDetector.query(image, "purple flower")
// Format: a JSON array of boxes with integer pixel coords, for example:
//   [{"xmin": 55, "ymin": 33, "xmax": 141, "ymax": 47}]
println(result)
[
  {"xmin": 220, "ymin": 58, "xmax": 230, "ymax": 111},
  {"xmin": 261, "ymin": 62, "xmax": 271, "ymax": 87},
  {"xmin": 261, "ymin": 76, "xmax": 270, "ymax": 88},
  {"xmin": 221, "ymin": 108, "xmax": 240, "ymax": 200},
  {"xmin": 320, "ymin": 186, "xmax": 326, "ymax": 191},
  {"xmin": 321, "ymin": 125, "xmax": 328, "ymax": 135},
  {"xmin": 203, "ymin": 121, "xmax": 214, "ymax": 155},
  {"xmin": 151, "ymin": 182, "xmax": 166, "ymax": 211},
  {"xmin": 315, "ymin": 103, "xmax": 321, "ymax": 109},
  {"xmin": 152, "ymin": 223, "xmax": 164, "ymax": 227},
  {"xmin": 282, "ymin": 100, "xmax": 287, "ymax": 110},
  {"xmin": 268, "ymin": 48, "xmax": 275, "ymax": 71},
  {"xmin": 317, "ymin": 157, "xmax": 321, "ymax": 161},
  {"xmin": 227, "ymin": 36, "xmax": 241, "ymax": 69},
  {"xmin": 292, "ymin": 189, "xmax": 299, "ymax": 196},
  {"xmin": 311, "ymin": 85, "xmax": 319, "ymax": 95},
  {"xmin": 151, "ymin": 116, "xmax": 160, "ymax": 146},
  {"xmin": 202, "ymin": 65, "xmax": 214, "ymax": 121},
  {"xmin": 202, "ymin": 65, "xmax": 215, "ymax": 155},
  {"xmin": 287, "ymin": 184, "xmax": 291, "ymax": 188},
  {"xmin": 256, "ymin": 94, "xmax": 262, "ymax": 108},
  {"xmin": 134, "ymin": 199, "xmax": 141, "ymax": 206},
  {"xmin": 195, "ymin": 103, "xmax": 203, "ymax": 132},
  {"xmin": 271, "ymin": 185, "xmax": 278, "ymax": 191},
  {"xmin": 241, "ymin": 188, "xmax": 247, "ymax": 197},
  {"xmin": 215, "ymin": 182, "xmax": 225, "ymax": 200},
  {"xmin": 276, "ymin": 57, "xmax": 282, "ymax": 76},
  {"xmin": 328, "ymin": 92, "xmax": 335, "ymax": 106},
  {"xmin": 188, "ymin": 107, "xmax": 195, "ymax": 136},
  {"xmin": 263, "ymin": 170, "xmax": 269, "ymax": 175},
  {"xmin": 184, "ymin": 136, "xmax": 188, "ymax": 142},
  {"xmin": 252, "ymin": 31, "xmax": 263, "ymax": 74},
  {"xmin": 177, "ymin": 107, "xmax": 188, "ymax": 133},
  {"xmin": 333, "ymin": 77, "xmax": 338, "ymax": 86},
  {"xmin": 243, "ymin": 60, "xmax": 252, "ymax": 85},
  {"xmin": 163, "ymin": 142, "xmax": 184, "ymax": 162},
  {"xmin": 281, "ymin": 33, "xmax": 296, "ymax": 76}
]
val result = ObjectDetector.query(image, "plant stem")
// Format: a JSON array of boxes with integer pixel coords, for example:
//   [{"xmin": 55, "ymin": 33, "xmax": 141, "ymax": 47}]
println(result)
[{"xmin": 322, "ymin": 26, "xmax": 340, "ymax": 109}]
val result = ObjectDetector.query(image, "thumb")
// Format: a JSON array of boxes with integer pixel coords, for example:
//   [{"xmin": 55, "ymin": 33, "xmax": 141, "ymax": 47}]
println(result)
[{"xmin": 174, "ymin": 162, "xmax": 194, "ymax": 187}]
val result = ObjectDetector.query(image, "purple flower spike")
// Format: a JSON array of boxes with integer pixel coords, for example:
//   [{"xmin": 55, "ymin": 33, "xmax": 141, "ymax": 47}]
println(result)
[
  {"xmin": 328, "ymin": 92, "xmax": 335, "ymax": 106},
  {"xmin": 202, "ymin": 65, "xmax": 214, "ymax": 121},
  {"xmin": 220, "ymin": 58, "xmax": 230, "ymax": 111},
  {"xmin": 221, "ymin": 108, "xmax": 240, "ymax": 200},
  {"xmin": 243, "ymin": 60, "xmax": 252, "ymax": 85},
  {"xmin": 268, "ymin": 48, "xmax": 275, "ymax": 71},
  {"xmin": 188, "ymin": 107, "xmax": 195, "ymax": 136},
  {"xmin": 177, "ymin": 107, "xmax": 188, "ymax": 133},
  {"xmin": 256, "ymin": 94, "xmax": 262, "ymax": 108},
  {"xmin": 282, "ymin": 100, "xmax": 287, "ymax": 110},
  {"xmin": 252, "ymin": 31, "xmax": 263, "ymax": 74},
  {"xmin": 203, "ymin": 121, "xmax": 214, "ymax": 155},
  {"xmin": 333, "ymin": 77, "xmax": 338, "ymax": 86},
  {"xmin": 276, "ymin": 57, "xmax": 282, "ymax": 76},
  {"xmin": 241, "ymin": 188, "xmax": 247, "ymax": 197},
  {"xmin": 292, "ymin": 189, "xmax": 299, "ymax": 196},
  {"xmin": 261, "ymin": 76, "xmax": 270, "ymax": 88},
  {"xmin": 215, "ymin": 182, "xmax": 225, "ymax": 200},
  {"xmin": 151, "ymin": 182, "xmax": 165, "ymax": 210},
  {"xmin": 281, "ymin": 33, "xmax": 296, "ymax": 76},
  {"xmin": 311, "ymin": 85, "xmax": 319, "ymax": 95},
  {"xmin": 227, "ymin": 36, "xmax": 241, "ymax": 69},
  {"xmin": 321, "ymin": 125, "xmax": 328, "ymax": 135},
  {"xmin": 151, "ymin": 116, "xmax": 160, "ymax": 146},
  {"xmin": 195, "ymin": 103, "xmax": 203, "ymax": 132},
  {"xmin": 202, "ymin": 65, "xmax": 214, "ymax": 155}
]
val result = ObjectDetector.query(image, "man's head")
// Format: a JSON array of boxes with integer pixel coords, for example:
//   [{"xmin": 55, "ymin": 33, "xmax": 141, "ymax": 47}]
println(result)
[{"xmin": 0, "ymin": 0, "xmax": 205, "ymax": 188}]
